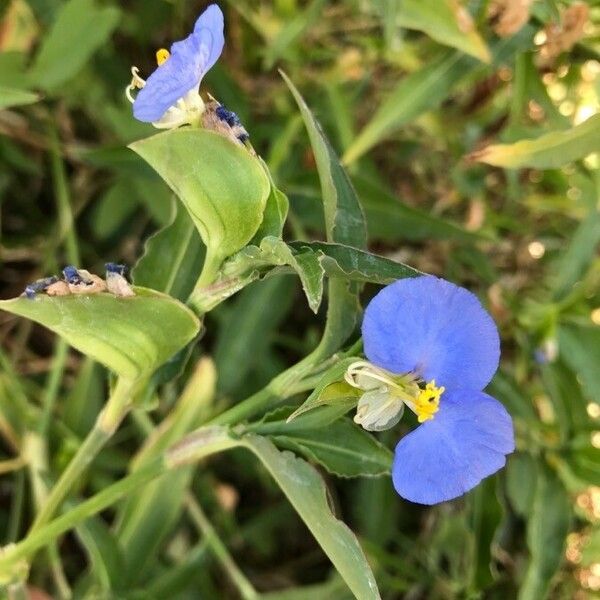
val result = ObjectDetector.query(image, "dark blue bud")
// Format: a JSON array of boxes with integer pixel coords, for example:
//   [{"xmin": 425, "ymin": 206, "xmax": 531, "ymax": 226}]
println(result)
[
  {"xmin": 24, "ymin": 276, "xmax": 58, "ymax": 299},
  {"xmin": 105, "ymin": 263, "xmax": 127, "ymax": 276},
  {"xmin": 63, "ymin": 265, "xmax": 81, "ymax": 284},
  {"xmin": 216, "ymin": 104, "xmax": 241, "ymax": 127},
  {"xmin": 237, "ymin": 133, "xmax": 250, "ymax": 144}
]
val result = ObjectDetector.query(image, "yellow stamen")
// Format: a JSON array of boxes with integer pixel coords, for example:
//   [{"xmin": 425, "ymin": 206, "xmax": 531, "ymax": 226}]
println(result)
[
  {"xmin": 414, "ymin": 380, "xmax": 444, "ymax": 423},
  {"xmin": 156, "ymin": 48, "xmax": 170, "ymax": 65}
]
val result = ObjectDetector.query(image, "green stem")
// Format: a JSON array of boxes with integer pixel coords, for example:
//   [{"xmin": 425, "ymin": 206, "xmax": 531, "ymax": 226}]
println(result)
[
  {"xmin": 0, "ymin": 458, "xmax": 165, "ymax": 575},
  {"xmin": 0, "ymin": 428, "xmax": 235, "ymax": 573},
  {"xmin": 0, "ymin": 457, "xmax": 25, "ymax": 475},
  {"xmin": 38, "ymin": 338, "xmax": 69, "ymax": 436},
  {"xmin": 185, "ymin": 494, "xmax": 258, "ymax": 600},
  {"xmin": 207, "ymin": 354, "xmax": 316, "ymax": 426},
  {"xmin": 23, "ymin": 433, "xmax": 71, "ymax": 598},
  {"xmin": 30, "ymin": 377, "xmax": 135, "ymax": 532},
  {"xmin": 47, "ymin": 121, "xmax": 79, "ymax": 267},
  {"xmin": 188, "ymin": 250, "xmax": 223, "ymax": 313}
]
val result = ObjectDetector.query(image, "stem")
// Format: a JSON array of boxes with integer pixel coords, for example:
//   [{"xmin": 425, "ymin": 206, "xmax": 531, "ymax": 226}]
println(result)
[
  {"xmin": 30, "ymin": 377, "xmax": 135, "ymax": 532},
  {"xmin": 188, "ymin": 250, "xmax": 223, "ymax": 311},
  {"xmin": 0, "ymin": 457, "xmax": 25, "ymax": 475},
  {"xmin": 0, "ymin": 459, "xmax": 165, "ymax": 574},
  {"xmin": 207, "ymin": 353, "xmax": 317, "ymax": 426},
  {"xmin": 185, "ymin": 494, "xmax": 258, "ymax": 600},
  {"xmin": 23, "ymin": 433, "xmax": 71, "ymax": 598},
  {"xmin": 0, "ymin": 427, "xmax": 235, "ymax": 573},
  {"xmin": 47, "ymin": 121, "xmax": 79, "ymax": 267},
  {"xmin": 38, "ymin": 338, "xmax": 69, "ymax": 436}
]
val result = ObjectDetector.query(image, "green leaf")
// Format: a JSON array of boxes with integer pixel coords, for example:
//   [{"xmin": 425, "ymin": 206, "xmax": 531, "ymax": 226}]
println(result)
[
  {"xmin": 30, "ymin": 0, "xmax": 121, "ymax": 90},
  {"xmin": 288, "ymin": 357, "xmax": 362, "ymax": 422},
  {"xmin": 73, "ymin": 514, "xmax": 126, "ymax": 592},
  {"xmin": 273, "ymin": 418, "xmax": 392, "ymax": 478},
  {"xmin": 558, "ymin": 324, "xmax": 600, "ymax": 404},
  {"xmin": 250, "ymin": 162, "xmax": 289, "ymax": 242},
  {"xmin": 343, "ymin": 29, "xmax": 534, "ymax": 164},
  {"xmin": 133, "ymin": 200, "xmax": 205, "ymax": 302},
  {"xmin": 263, "ymin": 0, "xmax": 327, "ymax": 69},
  {"xmin": 567, "ymin": 447, "xmax": 600, "ymax": 486},
  {"xmin": 472, "ymin": 114, "xmax": 600, "ymax": 169},
  {"xmin": 289, "ymin": 241, "xmax": 420, "ymax": 283},
  {"xmin": 552, "ymin": 210, "xmax": 600, "ymax": 300},
  {"xmin": 396, "ymin": 0, "xmax": 490, "ymax": 62},
  {"xmin": 130, "ymin": 129, "xmax": 270, "ymax": 265},
  {"xmin": 165, "ymin": 428, "xmax": 380, "ymax": 597},
  {"xmin": 240, "ymin": 434, "xmax": 381, "ymax": 599},
  {"xmin": 0, "ymin": 86, "xmax": 39, "ymax": 110},
  {"xmin": 116, "ymin": 359, "xmax": 217, "ymax": 583},
  {"xmin": 506, "ymin": 453, "xmax": 537, "ymax": 517},
  {"xmin": 280, "ymin": 72, "xmax": 366, "ymax": 250},
  {"xmin": 0, "ymin": 288, "xmax": 199, "ymax": 380},
  {"xmin": 518, "ymin": 467, "xmax": 571, "ymax": 600},
  {"xmin": 281, "ymin": 72, "xmax": 366, "ymax": 354},
  {"xmin": 259, "ymin": 238, "xmax": 324, "ymax": 312},
  {"xmin": 215, "ymin": 239, "xmax": 418, "ymax": 314},
  {"xmin": 343, "ymin": 50, "xmax": 471, "ymax": 164},
  {"xmin": 214, "ymin": 276, "xmax": 295, "ymax": 395}
]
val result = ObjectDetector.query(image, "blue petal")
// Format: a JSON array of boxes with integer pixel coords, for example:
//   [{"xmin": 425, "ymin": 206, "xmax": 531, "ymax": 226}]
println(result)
[
  {"xmin": 133, "ymin": 4, "xmax": 224, "ymax": 122},
  {"xmin": 392, "ymin": 389, "xmax": 514, "ymax": 505},
  {"xmin": 193, "ymin": 4, "xmax": 225, "ymax": 70},
  {"xmin": 362, "ymin": 276, "xmax": 499, "ymax": 391}
]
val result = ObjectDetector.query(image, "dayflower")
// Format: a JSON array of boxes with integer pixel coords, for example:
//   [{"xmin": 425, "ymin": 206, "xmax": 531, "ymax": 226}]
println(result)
[
  {"xmin": 346, "ymin": 275, "xmax": 514, "ymax": 505},
  {"xmin": 126, "ymin": 4, "xmax": 225, "ymax": 128}
]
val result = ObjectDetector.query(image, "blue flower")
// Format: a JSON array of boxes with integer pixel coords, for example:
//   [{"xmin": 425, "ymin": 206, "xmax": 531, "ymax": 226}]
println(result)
[
  {"xmin": 347, "ymin": 275, "xmax": 514, "ymax": 505},
  {"xmin": 128, "ymin": 4, "xmax": 224, "ymax": 127}
]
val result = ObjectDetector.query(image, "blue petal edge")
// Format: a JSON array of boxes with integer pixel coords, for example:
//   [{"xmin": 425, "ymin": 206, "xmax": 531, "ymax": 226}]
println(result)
[
  {"xmin": 391, "ymin": 389, "xmax": 514, "ymax": 505},
  {"xmin": 363, "ymin": 275, "xmax": 500, "ymax": 391},
  {"xmin": 133, "ymin": 4, "xmax": 225, "ymax": 122}
]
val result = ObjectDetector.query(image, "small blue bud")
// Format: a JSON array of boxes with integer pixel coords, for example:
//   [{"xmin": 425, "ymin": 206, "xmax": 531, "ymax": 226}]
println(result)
[
  {"xmin": 216, "ymin": 104, "xmax": 241, "ymax": 127},
  {"xmin": 63, "ymin": 265, "xmax": 81, "ymax": 284},
  {"xmin": 105, "ymin": 263, "xmax": 127, "ymax": 276},
  {"xmin": 24, "ymin": 276, "xmax": 59, "ymax": 299}
]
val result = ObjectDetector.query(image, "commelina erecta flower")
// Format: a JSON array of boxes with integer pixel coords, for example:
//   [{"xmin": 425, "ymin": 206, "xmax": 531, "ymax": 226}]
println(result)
[
  {"xmin": 345, "ymin": 275, "xmax": 514, "ymax": 505},
  {"xmin": 126, "ymin": 4, "xmax": 224, "ymax": 128}
]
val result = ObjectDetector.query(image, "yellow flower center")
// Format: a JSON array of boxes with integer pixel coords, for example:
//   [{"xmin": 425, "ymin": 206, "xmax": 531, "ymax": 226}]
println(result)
[
  {"xmin": 412, "ymin": 380, "xmax": 444, "ymax": 423},
  {"xmin": 156, "ymin": 48, "xmax": 171, "ymax": 65}
]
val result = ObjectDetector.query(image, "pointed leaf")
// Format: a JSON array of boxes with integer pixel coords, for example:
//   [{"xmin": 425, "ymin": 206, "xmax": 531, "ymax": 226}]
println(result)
[
  {"xmin": 281, "ymin": 72, "xmax": 366, "ymax": 353},
  {"xmin": 280, "ymin": 72, "xmax": 366, "ymax": 249},
  {"xmin": 289, "ymin": 241, "xmax": 420, "ymax": 283},
  {"xmin": 397, "ymin": 0, "xmax": 490, "ymax": 62},
  {"xmin": 518, "ymin": 467, "xmax": 571, "ymax": 600},
  {"xmin": 0, "ymin": 86, "xmax": 39, "ymax": 110},
  {"xmin": 240, "ymin": 435, "xmax": 381, "ymax": 599},
  {"xmin": 472, "ymin": 114, "xmax": 600, "ymax": 169},
  {"xmin": 273, "ymin": 418, "xmax": 393, "ymax": 478},
  {"xmin": 343, "ymin": 51, "xmax": 471, "ymax": 164},
  {"xmin": 30, "ymin": 0, "xmax": 121, "ymax": 90}
]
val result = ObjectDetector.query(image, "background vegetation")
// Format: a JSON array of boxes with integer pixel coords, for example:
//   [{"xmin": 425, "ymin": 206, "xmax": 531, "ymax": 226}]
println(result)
[{"xmin": 0, "ymin": 0, "xmax": 599, "ymax": 598}]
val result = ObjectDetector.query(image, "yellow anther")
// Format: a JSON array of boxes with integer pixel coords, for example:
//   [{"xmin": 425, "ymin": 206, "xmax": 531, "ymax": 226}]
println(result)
[
  {"xmin": 156, "ymin": 48, "xmax": 170, "ymax": 65},
  {"xmin": 414, "ymin": 380, "xmax": 444, "ymax": 423}
]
